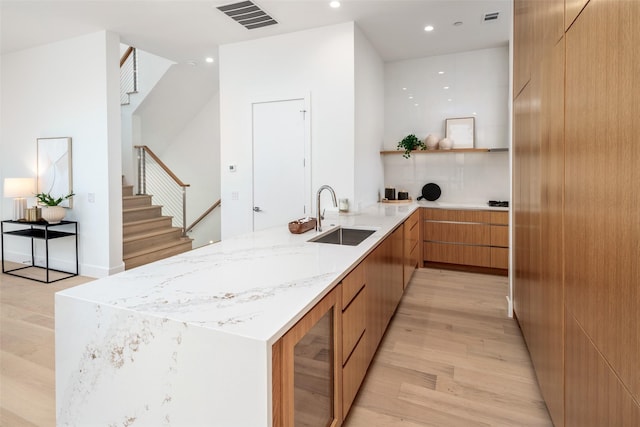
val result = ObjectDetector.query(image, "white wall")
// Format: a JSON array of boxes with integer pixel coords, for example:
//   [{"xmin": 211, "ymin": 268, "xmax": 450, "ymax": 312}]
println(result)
[
  {"xmin": 0, "ymin": 31, "xmax": 123, "ymax": 277},
  {"xmin": 383, "ymin": 151, "xmax": 510, "ymax": 204},
  {"xmin": 160, "ymin": 94, "xmax": 221, "ymax": 248},
  {"xmin": 383, "ymin": 46, "xmax": 510, "ymax": 203},
  {"xmin": 385, "ymin": 46, "xmax": 509, "ymax": 149},
  {"xmin": 219, "ymin": 22, "xmax": 356, "ymax": 238},
  {"xmin": 354, "ymin": 26, "xmax": 385, "ymax": 211}
]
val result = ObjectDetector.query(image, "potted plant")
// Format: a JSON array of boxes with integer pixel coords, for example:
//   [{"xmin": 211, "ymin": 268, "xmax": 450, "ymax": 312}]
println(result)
[
  {"xmin": 35, "ymin": 192, "xmax": 74, "ymax": 224},
  {"xmin": 397, "ymin": 134, "xmax": 426, "ymax": 158}
]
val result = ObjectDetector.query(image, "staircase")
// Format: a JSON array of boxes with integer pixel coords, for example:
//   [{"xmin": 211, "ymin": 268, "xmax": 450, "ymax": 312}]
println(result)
[{"xmin": 122, "ymin": 184, "xmax": 192, "ymax": 269}]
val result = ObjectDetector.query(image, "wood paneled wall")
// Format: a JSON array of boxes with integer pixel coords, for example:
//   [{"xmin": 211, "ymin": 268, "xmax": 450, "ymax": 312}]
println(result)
[{"xmin": 513, "ymin": 0, "xmax": 640, "ymax": 425}]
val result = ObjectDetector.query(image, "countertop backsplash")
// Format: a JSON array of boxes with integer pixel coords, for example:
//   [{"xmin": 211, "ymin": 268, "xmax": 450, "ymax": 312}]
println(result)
[{"xmin": 383, "ymin": 150, "xmax": 510, "ymax": 205}]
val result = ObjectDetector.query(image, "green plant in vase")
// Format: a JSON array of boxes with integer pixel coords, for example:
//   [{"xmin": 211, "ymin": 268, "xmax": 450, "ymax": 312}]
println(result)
[
  {"xmin": 34, "ymin": 192, "xmax": 74, "ymax": 224},
  {"xmin": 397, "ymin": 134, "xmax": 426, "ymax": 158},
  {"xmin": 34, "ymin": 192, "xmax": 74, "ymax": 206}
]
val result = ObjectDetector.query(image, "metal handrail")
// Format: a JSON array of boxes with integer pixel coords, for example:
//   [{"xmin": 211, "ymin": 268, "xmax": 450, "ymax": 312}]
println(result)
[
  {"xmin": 135, "ymin": 145, "xmax": 190, "ymax": 236},
  {"xmin": 185, "ymin": 199, "xmax": 221, "ymax": 235}
]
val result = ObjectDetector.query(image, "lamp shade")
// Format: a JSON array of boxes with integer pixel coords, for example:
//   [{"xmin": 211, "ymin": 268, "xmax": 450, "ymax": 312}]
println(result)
[{"xmin": 3, "ymin": 178, "xmax": 35, "ymax": 198}]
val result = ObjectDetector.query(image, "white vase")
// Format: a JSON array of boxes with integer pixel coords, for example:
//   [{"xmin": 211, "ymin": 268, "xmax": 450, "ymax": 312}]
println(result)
[
  {"xmin": 424, "ymin": 134, "xmax": 439, "ymax": 150},
  {"xmin": 41, "ymin": 206, "xmax": 66, "ymax": 224},
  {"xmin": 439, "ymin": 137, "xmax": 453, "ymax": 150}
]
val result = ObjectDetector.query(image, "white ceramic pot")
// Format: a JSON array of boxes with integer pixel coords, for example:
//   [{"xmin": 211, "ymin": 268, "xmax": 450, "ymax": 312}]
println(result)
[
  {"xmin": 41, "ymin": 206, "xmax": 66, "ymax": 224},
  {"xmin": 439, "ymin": 137, "xmax": 453, "ymax": 150},
  {"xmin": 424, "ymin": 134, "xmax": 439, "ymax": 150}
]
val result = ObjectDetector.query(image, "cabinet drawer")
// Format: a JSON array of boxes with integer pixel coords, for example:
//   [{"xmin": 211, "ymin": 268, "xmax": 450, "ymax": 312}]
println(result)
[
  {"xmin": 490, "ymin": 211, "xmax": 509, "ymax": 225},
  {"xmin": 342, "ymin": 287, "xmax": 367, "ymax": 364},
  {"xmin": 405, "ymin": 209, "xmax": 420, "ymax": 232},
  {"xmin": 410, "ymin": 240, "xmax": 419, "ymax": 265},
  {"xmin": 342, "ymin": 331, "xmax": 368, "ymax": 418},
  {"xmin": 490, "ymin": 225, "xmax": 509, "ymax": 247},
  {"xmin": 409, "ymin": 216, "xmax": 420, "ymax": 251},
  {"xmin": 424, "ymin": 222, "xmax": 490, "ymax": 246},
  {"xmin": 404, "ymin": 242, "xmax": 419, "ymax": 286},
  {"xmin": 424, "ymin": 242, "xmax": 491, "ymax": 267},
  {"xmin": 491, "ymin": 247, "xmax": 509, "ymax": 269},
  {"xmin": 423, "ymin": 208, "xmax": 491, "ymax": 223},
  {"xmin": 342, "ymin": 262, "xmax": 365, "ymax": 307}
]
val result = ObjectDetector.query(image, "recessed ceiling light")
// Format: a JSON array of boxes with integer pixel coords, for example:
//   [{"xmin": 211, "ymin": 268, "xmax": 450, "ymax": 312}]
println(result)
[
  {"xmin": 453, "ymin": 21, "xmax": 463, "ymax": 26},
  {"xmin": 402, "ymin": 87, "xmax": 407, "ymax": 91},
  {"xmin": 438, "ymin": 71, "xmax": 445, "ymax": 75},
  {"xmin": 448, "ymin": 98, "xmax": 453, "ymax": 102},
  {"xmin": 409, "ymin": 96, "xmax": 414, "ymax": 99},
  {"xmin": 205, "ymin": 57, "xmax": 214, "ymax": 63},
  {"xmin": 472, "ymin": 112, "xmax": 477, "ymax": 115},
  {"xmin": 414, "ymin": 103, "xmax": 419, "ymax": 107},
  {"xmin": 424, "ymin": 25, "xmax": 434, "ymax": 32},
  {"xmin": 443, "ymin": 86, "xmax": 450, "ymax": 90},
  {"xmin": 330, "ymin": 1, "xmax": 341, "ymax": 8}
]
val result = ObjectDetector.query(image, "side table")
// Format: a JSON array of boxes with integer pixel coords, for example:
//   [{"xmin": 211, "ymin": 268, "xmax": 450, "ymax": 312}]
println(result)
[{"xmin": 1, "ymin": 220, "xmax": 78, "ymax": 283}]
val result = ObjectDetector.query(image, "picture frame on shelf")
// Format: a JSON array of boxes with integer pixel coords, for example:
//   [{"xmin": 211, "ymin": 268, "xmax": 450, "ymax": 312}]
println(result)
[
  {"xmin": 445, "ymin": 117, "xmax": 475, "ymax": 149},
  {"xmin": 37, "ymin": 137, "xmax": 73, "ymax": 208}
]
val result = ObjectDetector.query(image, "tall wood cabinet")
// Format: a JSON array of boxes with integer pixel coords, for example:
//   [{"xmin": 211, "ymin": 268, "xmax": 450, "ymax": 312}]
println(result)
[
  {"xmin": 513, "ymin": 0, "xmax": 640, "ymax": 425},
  {"xmin": 563, "ymin": 0, "xmax": 639, "ymax": 424}
]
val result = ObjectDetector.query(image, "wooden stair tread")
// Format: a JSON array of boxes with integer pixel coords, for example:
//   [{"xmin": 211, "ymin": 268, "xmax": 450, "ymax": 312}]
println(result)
[
  {"xmin": 122, "ymin": 194, "xmax": 151, "ymax": 201},
  {"xmin": 123, "ymin": 195, "xmax": 151, "ymax": 200},
  {"xmin": 123, "ymin": 237, "xmax": 193, "ymax": 261},
  {"xmin": 123, "ymin": 227, "xmax": 183, "ymax": 243},
  {"xmin": 123, "ymin": 216, "xmax": 173, "ymax": 227},
  {"xmin": 123, "ymin": 205, "xmax": 163, "ymax": 213}
]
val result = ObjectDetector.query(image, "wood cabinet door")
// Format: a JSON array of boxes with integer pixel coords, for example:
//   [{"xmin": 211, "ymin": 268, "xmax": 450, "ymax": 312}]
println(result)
[
  {"xmin": 564, "ymin": 0, "xmax": 640, "ymax": 420},
  {"xmin": 366, "ymin": 226, "xmax": 404, "ymax": 360}
]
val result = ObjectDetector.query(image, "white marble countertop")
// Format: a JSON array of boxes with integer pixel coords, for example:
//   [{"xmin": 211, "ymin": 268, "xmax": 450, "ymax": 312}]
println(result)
[{"xmin": 59, "ymin": 203, "xmax": 421, "ymax": 345}]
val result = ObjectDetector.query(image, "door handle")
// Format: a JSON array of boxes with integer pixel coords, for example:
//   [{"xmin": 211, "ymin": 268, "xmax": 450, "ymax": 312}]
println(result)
[{"xmin": 253, "ymin": 206, "xmax": 262, "ymax": 212}]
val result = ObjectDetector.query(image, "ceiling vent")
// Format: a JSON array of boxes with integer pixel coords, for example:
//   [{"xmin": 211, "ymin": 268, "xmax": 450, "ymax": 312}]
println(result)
[
  {"xmin": 217, "ymin": 1, "xmax": 278, "ymax": 30},
  {"xmin": 482, "ymin": 11, "xmax": 500, "ymax": 22}
]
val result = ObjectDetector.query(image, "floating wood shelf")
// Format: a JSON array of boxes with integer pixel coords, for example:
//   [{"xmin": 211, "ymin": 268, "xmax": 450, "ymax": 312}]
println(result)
[{"xmin": 380, "ymin": 148, "xmax": 508, "ymax": 155}]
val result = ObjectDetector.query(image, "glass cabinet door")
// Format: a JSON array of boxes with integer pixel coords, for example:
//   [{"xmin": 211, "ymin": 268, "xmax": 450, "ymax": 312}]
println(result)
[
  {"xmin": 293, "ymin": 309, "xmax": 333, "ymax": 426},
  {"xmin": 273, "ymin": 287, "xmax": 342, "ymax": 427}
]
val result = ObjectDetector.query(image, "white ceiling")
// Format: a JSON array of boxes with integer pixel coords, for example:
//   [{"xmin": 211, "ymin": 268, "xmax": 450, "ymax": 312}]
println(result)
[{"xmin": 0, "ymin": 0, "xmax": 511, "ymax": 65}]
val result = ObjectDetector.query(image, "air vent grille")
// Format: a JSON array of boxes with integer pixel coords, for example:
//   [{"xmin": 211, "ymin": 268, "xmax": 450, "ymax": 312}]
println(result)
[
  {"xmin": 217, "ymin": 1, "xmax": 278, "ymax": 30},
  {"xmin": 483, "ymin": 11, "xmax": 500, "ymax": 22}
]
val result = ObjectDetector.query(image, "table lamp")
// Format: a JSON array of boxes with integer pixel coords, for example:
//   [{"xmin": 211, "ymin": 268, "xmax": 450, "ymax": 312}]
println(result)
[{"xmin": 3, "ymin": 177, "xmax": 35, "ymax": 221}]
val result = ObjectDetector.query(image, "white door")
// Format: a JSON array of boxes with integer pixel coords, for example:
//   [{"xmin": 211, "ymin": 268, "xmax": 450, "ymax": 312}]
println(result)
[{"xmin": 252, "ymin": 98, "xmax": 309, "ymax": 231}]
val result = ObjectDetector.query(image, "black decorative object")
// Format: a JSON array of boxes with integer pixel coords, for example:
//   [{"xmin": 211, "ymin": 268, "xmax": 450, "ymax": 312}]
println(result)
[{"xmin": 417, "ymin": 183, "xmax": 441, "ymax": 201}]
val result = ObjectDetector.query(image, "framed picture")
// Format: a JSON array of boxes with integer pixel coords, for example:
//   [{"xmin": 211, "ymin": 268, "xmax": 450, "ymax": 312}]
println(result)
[
  {"xmin": 445, "ymin": 117, "xmax": 475, "ymax": 149},
  {"xmin": 37, "ymin": 137, "xmax": 73, "ymax": 207}
]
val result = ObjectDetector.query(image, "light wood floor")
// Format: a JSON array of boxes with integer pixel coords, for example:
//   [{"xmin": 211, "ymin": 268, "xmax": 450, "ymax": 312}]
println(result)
[
  {"xmin": 1, "ymin": 265, "xmax": 552, "ymax": 426},
  {"xmin": 0, "ymin": 262, "xmax": 92, "ymax": 427},
  {"xmin": 344, "ymin": 268, "xmax": 553, "ymax": 427}
]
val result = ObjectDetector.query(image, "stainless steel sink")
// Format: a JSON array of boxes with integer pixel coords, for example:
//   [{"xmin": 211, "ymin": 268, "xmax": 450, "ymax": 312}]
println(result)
[{"xmin": 308, "ymin": 227, "xmax": 376, "ymax": 246}]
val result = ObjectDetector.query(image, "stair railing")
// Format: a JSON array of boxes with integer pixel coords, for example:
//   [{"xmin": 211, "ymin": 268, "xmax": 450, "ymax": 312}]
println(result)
[
  {"xmin": 185, "ymin": 199, "xmax": 221, "ymax": 235},
  {"xmin": 120, "ymin": 46, "xmax": 138, "ymax": 105},
  {"xmin": 135, "ymin": 145, "xmax": 190, "ymax": 236}
]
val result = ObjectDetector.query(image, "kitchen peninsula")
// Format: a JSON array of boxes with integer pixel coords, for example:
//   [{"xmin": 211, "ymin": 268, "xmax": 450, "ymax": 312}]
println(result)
[{"xmin": 56, "ymin": 203, "xmax": 420, "ymax": 426}]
